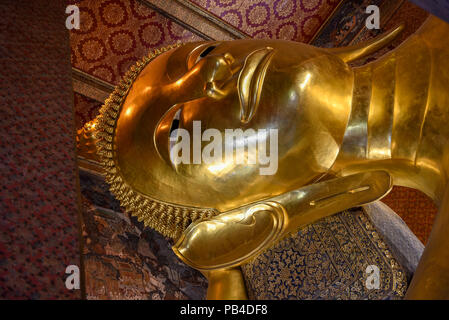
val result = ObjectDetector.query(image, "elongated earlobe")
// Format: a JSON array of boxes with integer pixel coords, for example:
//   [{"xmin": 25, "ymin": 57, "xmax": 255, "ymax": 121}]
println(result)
[{"xmin": 238, "ymin": 47, "xmax": 275, "ymax": 123}]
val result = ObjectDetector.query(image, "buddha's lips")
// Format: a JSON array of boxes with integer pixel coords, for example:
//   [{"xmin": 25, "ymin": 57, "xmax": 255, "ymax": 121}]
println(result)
[{"xmin": 238, "ymin": 47, "xmax": 275, "ymax": 124}]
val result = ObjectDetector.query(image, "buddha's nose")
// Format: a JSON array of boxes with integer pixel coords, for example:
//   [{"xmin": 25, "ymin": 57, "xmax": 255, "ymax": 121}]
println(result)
[
  {"xmin": 214, "ymin": 52, "xmax": 239, "ymax": 78},
  {"xmin": 223, "ymin": 52, "xmax": 235, "ymax": 65},
  {"xmin": 224, "ymin": 53, "xmax": 247, "ymax": 76}
]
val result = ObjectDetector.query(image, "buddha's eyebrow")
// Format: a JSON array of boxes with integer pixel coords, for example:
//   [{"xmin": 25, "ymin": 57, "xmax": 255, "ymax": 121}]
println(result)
[{"xmin": 237, "ymin": 47, "xmax": 275, "ymax": 123}]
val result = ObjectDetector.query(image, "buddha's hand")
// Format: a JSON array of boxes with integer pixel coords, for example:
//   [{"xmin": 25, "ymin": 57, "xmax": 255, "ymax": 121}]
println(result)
[{"xmin": 173, "ymin": 201, "xmax": 287, "ymax": 271}]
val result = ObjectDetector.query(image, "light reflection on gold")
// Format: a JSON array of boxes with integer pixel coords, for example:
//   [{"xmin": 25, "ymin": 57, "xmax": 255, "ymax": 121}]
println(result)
[
  {"xmin": 124, "ymin": 107, "xmax": 133, "ymax": 117},
  {"xmin": 300, "ymin": 73, "xmax": 311, "ymax": 90},
  {"xmin": 206, "ymin": 162, "xmax": 232, "ymax": 175},
  {"xmin": 175, "ymin": 78, "xmax": 184, "ymax": 87}
]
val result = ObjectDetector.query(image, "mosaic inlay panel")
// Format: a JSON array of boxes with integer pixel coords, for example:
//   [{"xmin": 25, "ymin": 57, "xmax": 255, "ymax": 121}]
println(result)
[{"xmin": 242, "ymin": 208, "xmax": 407, "ymax": 300}]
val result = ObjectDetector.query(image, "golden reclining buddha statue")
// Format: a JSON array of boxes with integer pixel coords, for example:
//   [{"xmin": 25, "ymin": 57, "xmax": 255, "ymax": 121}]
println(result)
[{"xmin": 79, "ymin": 15, "xmax": 449, "ymax": 299}]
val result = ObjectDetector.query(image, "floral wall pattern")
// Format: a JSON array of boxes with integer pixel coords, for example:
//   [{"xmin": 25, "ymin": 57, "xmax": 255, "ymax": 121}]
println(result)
[{"xmin": 70, "ymin": 0, "xmax": 202, "ymax": 84}]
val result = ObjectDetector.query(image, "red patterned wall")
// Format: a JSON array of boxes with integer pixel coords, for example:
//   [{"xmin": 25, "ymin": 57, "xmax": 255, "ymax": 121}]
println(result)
[
  {"xmin": 70, "ymin": 0, "xmax": 202, "ymax": 84},
  {"xmin": 383, "ymin": 187, "xmax": 437, "ymax": 244},
  {"xmin": 190, "ymin": 0, "xmax": 341, "ymax": 41}
]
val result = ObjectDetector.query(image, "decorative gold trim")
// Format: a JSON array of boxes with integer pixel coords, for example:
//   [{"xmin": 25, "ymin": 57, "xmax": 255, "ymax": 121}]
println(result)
[
  {"xmin": 72, "ymin": 68, "xmax": 114, "ymax": 103},
  {"xmin": 94, "ymin": 43, "xmax": 218, "ymax": 240},
  {"xmin": 173, "ymin": 0, "xmax": 249, "ymax": 39},
  {"xmin": 77, "ymin": 157, "xmax": 104, "ymax": 175},
  {"xmin": 138, "ymin": 0, "xmax": 247, "ymax": 40}
]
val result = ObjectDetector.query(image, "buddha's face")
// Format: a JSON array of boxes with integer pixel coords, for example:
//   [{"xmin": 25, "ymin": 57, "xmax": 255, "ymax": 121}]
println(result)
[{"xmin": 115, "ymin": 40, "xmax": 353, "ymax": 212}]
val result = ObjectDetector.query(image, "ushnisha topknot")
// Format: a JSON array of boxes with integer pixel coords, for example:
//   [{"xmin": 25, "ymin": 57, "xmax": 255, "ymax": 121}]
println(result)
[{"xmin": 94, "ymin": 43, "xmax": 218, "ymax": 240}]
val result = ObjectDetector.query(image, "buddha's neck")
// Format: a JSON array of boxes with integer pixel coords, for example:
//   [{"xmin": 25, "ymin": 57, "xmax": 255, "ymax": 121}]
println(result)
[{"xmin": 331, "ymin": 48, "xmax": 445, "ymax": 204}]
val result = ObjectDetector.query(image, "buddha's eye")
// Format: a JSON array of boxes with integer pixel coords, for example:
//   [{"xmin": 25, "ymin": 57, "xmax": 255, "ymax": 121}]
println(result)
[
  {"xmin": 195, "ymin": 45, "xmax": 217, "ymax": 64},
  {"xmin": 187, "ymin": 43, "xmax": 221, "ymax": 69},
  {"xmin": 200, "ymin": 45, "xmax": 216, "ymax": 58}
]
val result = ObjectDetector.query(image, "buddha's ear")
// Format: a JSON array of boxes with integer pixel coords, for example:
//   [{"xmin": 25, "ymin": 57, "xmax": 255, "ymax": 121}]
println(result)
[
  {"xmin": 238, "ymin": 47, "xmax": 275, "ymax": 123},
  {"xmin": 325, "ymin": 24, "xmax": 404, "ymax": 63}
]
